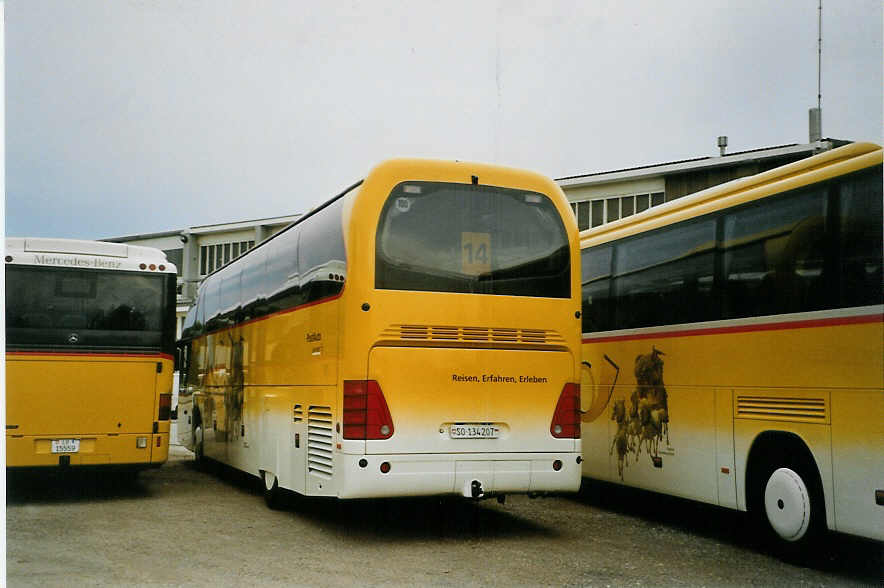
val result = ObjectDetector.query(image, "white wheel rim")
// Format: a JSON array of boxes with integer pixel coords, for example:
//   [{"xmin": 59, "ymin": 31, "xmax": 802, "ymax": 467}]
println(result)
[
  {"xmin": 764, "ymin": 467, "xmax": 811, "ymax": 542},
  {"xmin": 264, "ymin": 472, "xmax": 277, "ymax": 492}
]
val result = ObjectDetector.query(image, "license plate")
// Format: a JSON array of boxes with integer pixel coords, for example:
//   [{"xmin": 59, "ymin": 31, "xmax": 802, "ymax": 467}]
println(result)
[
  {"xmin": 51, "ymin": 439, "xmax": 80, "ymax": 454},
  {"xmin": 450, "ymin": 424, "xmax": 499, "ymax": 439}
]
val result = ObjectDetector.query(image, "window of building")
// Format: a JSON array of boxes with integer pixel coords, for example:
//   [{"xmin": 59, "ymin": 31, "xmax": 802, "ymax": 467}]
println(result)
[
  {"xmin": 591, "ymin": 200, "xmax": 604, "ymax": 228},
  {"xmin": 162, "ymin": 249, "xmax": 184, "ymax": 277},
  {"xmin": 199, "ymin": 241, "xmax": 256, "ymax": 276},
  {"xmin": 570, "ymin": 190, "xmax": 667, "ymax": 230},
  {"xmin": 577, "ymin": 201, "xmax": 590, "ymax": 230}
]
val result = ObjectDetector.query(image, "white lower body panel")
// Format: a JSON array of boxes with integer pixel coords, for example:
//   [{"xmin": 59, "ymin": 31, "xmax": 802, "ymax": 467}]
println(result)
[{"xmin": 334, "ymin": 451, "xmax": 581, "ymax": 499}]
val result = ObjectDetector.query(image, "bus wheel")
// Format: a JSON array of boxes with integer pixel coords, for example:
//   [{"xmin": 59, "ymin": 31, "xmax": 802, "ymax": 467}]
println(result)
[
  {"xmin": 192, "ymin": 424, "xmax": 204, "ymax": 465},
  {"xmin": 764, "ymin": 468, "xmax": 812, "ymax": 542},
  {"xmin": 263, "ymin": 471, "xmax": 283, "ymax": 510},
  {"xmin": 751, "ymin": 450, "xmax": 824, "ymax": 558}
]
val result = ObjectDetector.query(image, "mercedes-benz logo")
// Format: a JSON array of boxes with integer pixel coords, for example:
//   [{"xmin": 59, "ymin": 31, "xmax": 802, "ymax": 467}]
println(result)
[{"xmin": 67, "ymin": 333, "xmax": 80, "ymax": 344}]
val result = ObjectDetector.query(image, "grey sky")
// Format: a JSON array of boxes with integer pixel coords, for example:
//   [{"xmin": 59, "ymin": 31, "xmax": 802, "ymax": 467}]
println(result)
[{"xmin": 5, "ymin": 0, "xmax": 882, "ymax": 239}]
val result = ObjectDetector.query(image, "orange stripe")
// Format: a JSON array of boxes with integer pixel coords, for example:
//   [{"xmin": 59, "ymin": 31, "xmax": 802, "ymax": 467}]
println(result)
[{"xmin": 582, "ymin": 312, "xmax": 882, "ymax": 344}]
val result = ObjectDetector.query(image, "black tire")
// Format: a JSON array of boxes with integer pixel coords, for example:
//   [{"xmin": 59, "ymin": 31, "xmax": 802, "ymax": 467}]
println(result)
[
  {"xmin": 263, "ymin": 472, "xmax": 284, "ymax": 510},
  {"xmin": 750, "ymin": 446, "xmax": 826, "ymax": 559}
]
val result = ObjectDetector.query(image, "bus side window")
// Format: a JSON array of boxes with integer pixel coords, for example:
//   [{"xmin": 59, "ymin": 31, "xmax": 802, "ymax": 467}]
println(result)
[
  {"xmin": 299, "ymin": 200, "xmax": 346, "ymax": 304},
  {"xmin": 722, "ymin": 187, "xmax": 827, "ymax": 318},
  {"xmin": 581, "ymin": 246, "xmax": 613, "ymax": 333},
  {"xmin": 240, "ymin": 246, "xmax": 268, "ymax": 320},
  {"xmin": 612, "ymin": 219, "xmax": 716, "ymax": 329},
  {"xmin": 264, "ymin": 227, "xmax": 301, "ymax": 313},
  {"xmin": 838, "ymin": 167, "xmax": 883, "ymax": 308}
]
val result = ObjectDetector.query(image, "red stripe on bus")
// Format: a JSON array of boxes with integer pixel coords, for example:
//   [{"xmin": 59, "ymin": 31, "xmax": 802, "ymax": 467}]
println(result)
[
  {"xmin": 5, "ymin": 351, "xmax": 174, "ymax": 361},
  {"xmin": 582, "ymin": 313, "xmax": 883, "ymax": 344},
  {"xmin": 200, "ymin": 290, "xmax": 345, "ymax": 337}
]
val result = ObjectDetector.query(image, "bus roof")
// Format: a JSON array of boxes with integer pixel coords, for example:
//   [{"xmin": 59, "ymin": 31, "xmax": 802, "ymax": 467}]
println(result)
[
  {"xmin": 4, "ymin": 237, "xmax": 177, "ymax": 274},
  {"xmin": 579, "ymin": 141, "xmax": 882, "ymax": 249}
]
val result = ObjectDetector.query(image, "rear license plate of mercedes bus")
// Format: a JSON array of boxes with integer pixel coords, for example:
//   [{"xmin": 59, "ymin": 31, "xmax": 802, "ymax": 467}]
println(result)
[
  {"xmin": 450, "ymin": 424, "xmax": 499, "ymax": 439},
  {"xmin": 51, "ymin": 439, "xmax": 80, "ymax": 453}
]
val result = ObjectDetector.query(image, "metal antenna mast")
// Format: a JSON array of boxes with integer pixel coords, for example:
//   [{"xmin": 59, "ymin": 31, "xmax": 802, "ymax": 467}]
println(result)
[
  {"xmin": 817, "ymin": 0, "xmax": 822, "ymax": 110},
  {"xmin": 809, "ymin": 0, "xmax": 823, "ymax": 142}
]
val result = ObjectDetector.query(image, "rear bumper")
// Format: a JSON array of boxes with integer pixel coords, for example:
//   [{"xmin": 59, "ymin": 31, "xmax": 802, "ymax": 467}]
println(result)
[
  {"xmin": 335, "ymin": 451, "xmax": 581, "ymax": 499},
  {"xmin": 5, "ymin": 433, "xmax": 169, "ymax": 468}
]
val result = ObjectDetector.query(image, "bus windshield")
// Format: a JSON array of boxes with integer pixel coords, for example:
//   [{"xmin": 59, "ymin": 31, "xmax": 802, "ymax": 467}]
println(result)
[
  {"xmin": 375, "ymin": 181, "xmax": 570, "ymax": 297},
  {"xmin": 5, "ymin": 266, "xmax": 174, "ymax": 352}
]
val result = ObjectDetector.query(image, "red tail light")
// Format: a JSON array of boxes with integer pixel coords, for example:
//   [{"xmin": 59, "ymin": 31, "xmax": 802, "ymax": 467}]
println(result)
[
  {"xmin": 550, "ymin": 383, "xmax": 580, "ymax": 438},
  {"xmin": 158, "ymin": 393, "xmax": 172, "ymax": 421},
  {"xmin": 343, "ymin": 380, "xmax": 394, "ymax": 440}
]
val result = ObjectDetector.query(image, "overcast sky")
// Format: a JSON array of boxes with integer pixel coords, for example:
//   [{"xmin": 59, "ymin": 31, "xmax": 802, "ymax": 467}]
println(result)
[{"xmin": 4, "ymin": 0, "xmax": 882, "ymax": 240}]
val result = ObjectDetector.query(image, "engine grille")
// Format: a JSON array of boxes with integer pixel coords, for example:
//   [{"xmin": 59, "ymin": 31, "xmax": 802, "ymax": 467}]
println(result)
[
  {"xmin": 307, "ymin": 406, "xmax": 333, "ymax": 479},
  {"xmin": 379, "ymin": 324, "xmax": 566, "ymax": 348},
  {"xmin": 735, "ymin": 395, "xmax": 828, "ymax": 423}
]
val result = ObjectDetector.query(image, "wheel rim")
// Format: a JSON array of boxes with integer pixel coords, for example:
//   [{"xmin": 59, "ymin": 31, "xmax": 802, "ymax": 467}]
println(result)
[
  {"xmin": 764, "ymin": 467, "xmax": 811, "ymax": 542},
  {"xmin": 264, "ymin": 472, "xmax": 277, "ymax": 492}
]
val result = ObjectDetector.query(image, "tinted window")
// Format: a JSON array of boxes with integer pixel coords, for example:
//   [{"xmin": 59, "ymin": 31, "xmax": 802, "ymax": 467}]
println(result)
[
  {"xmin": 723, "ymin": 187, "xmax": 827, "ymax": 318},
  {"xmin": 218, "ymin": 266, "xmax": 241, "ymax": 326},
  {"xmin": 376, "ymin": 181, "xmax": 570, "ymax": 297},
  {"xmin": 181, "ymin": 304, "xmax": 198, "ymax": 339},
  {"xmin": 5, "ymin": 267, "xmax": 173, "ymax": 351},
  {"xmin": 240, "ymin": 245, "xmax": 268, "ymax": 320},
  {"xmin": 202, "ymin": 276, "xmax": 222, "ymax": 331},
  {"xmin": 265, "ymin": 227, "xmax": 303, "ymax": 312},
  {"xmin": 299, "ymin": 200, "xmax": 346, "ymax": 304},
  {"xmin": 837, "ymin": 166, "xmax": 883, "ymax": 308},
  {"xmin": 613, "ymin": 219, "xmax": 716, "ymax": 328},
  {"xmin": 580, "ymin": 165, "xmax": 883, "ymax": 334},
  {"xmin": 581, "ymin": 246, "xmax": 613, "ymax": 332}
]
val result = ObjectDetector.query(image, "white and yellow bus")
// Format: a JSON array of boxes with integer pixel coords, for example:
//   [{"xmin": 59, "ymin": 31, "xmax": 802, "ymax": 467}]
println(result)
[
  {"xmin": 176, "ymin": 158, "xmax": 582, "ymax": 504},
  {"xmin": 578, "ymin": 142, "xmax": 883, "ymax": 552},
  {"xmin": 5, "ymin": 238, "xmax": 178, "ymax": 471}
]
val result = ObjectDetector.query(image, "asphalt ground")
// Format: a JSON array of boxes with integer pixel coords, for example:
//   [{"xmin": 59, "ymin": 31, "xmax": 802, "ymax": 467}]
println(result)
[{"xmin": 6, "ymin": 444, "xmax": 882, "ymax": 587}]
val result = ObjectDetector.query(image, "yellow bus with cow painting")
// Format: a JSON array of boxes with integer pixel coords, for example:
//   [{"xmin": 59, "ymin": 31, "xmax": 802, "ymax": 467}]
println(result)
[
  {"xmin": 5, "ymin": 238, "xmax": 178, "ymax": 472},
  {"xmin": 176, "ymin": 158, "xmax": 582, "ymax": 505},
  {"xmin": 578, "ymin": 142, "xmax": 883, "ymax": 553}
]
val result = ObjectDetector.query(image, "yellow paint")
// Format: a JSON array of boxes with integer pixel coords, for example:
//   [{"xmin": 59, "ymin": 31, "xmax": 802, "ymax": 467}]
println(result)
[
  {"xmin": 184, "ymin": 158, "xmax": 583, "ymax": 498},
  {"xmin": 6, "ymin": 353, "xmax": 172, "ymax": 467},
  {"xmin": 579, "ymin": 142, "xmax": 884, "ymax": 541}
]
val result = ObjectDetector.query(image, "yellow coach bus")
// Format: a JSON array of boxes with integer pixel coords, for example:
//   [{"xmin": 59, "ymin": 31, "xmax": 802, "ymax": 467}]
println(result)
[
  {"xmin": 176, "ymin": 158, "xmax": 582, "ymax": 504},
  {"xmin": 5, "ymin": 238, "xmax": 178, "ymax": 471},
  {"xmin": 578, "ymin": 142, "xmax": 883, "ymax": 552}
]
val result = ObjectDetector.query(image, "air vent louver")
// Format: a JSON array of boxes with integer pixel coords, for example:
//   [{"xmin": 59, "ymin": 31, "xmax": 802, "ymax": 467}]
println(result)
[
  {"xmin": 380, "ymin": 324, "xmax": 565, "ymax": 347},
  {"xmin": 307, "ymin": 406, "xmax": 333, "ymax": 479},
  {"xmin": 736, "ymin": 396, "xmax": 828, "ymax": 423}
]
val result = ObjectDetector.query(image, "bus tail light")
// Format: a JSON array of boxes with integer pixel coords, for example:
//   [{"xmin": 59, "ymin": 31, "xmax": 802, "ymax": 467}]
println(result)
[
  {"xmin": 158, "ymin": 393, "xmax": 172, "ymax": 421},
  {"xmin": 343, "ymin": 380, "xmax": 394, "ymax": 440},
  {"xmin": 550, "ymin": 383, "xmax": 580, "ymax": 438}
]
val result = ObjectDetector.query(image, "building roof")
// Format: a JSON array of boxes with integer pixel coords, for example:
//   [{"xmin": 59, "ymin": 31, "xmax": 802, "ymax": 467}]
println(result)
[
  {"xmin": 555, "ymin": 140, "xmax": 846, "ymax": 189},
  {"xmin": 103, "ymin": 213, "xmax": 301, "ymax": 243}
]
